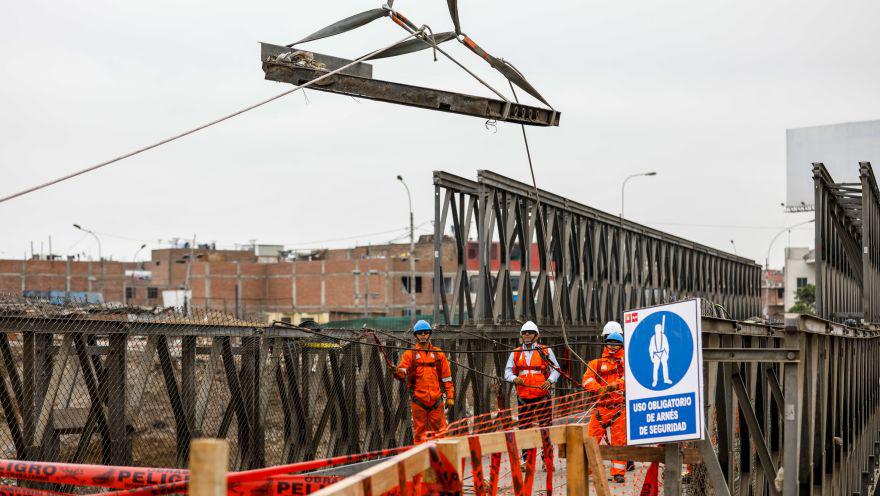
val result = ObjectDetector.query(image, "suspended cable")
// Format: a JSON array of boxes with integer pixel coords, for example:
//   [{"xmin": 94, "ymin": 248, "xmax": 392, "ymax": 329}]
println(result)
[
  {"xmin": 507, "ymin": 82, "xmax": 592, "ymax": 373},
  {"xmin": 0, "ymin": 31, "xmax": 422, "ymax": 205}
]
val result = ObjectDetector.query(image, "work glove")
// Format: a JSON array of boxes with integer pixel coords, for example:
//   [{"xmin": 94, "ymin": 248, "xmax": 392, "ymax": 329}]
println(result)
[
  {"xmin": 386, "ymin": 364, "xmax": 397, "ymax": 376},
  {"xmin": 539, "ymin": 380, "xmax": 551, "ymax": 391},
  {"xmin": 513, "ymin": 377, "xmax": 525, "ymax": 386},
  {"xmin": 445, "ymin": 398, "xmax": 455, "ymax": 408}
]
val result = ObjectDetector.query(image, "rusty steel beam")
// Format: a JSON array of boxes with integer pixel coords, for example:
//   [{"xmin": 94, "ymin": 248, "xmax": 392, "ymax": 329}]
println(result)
[{"xmin": 261, "ymin": 46, "xmax": 560, "ymax": 127}]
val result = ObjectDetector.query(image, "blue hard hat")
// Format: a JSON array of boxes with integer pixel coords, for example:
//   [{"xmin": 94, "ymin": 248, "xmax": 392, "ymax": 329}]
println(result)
[
  {"xmin": 412, "ymin": 320, "xmax": 433, "ymax": 333},
  {"xmin": 605, "ymin": 331, "xmax": 624, "ymax": 344}
]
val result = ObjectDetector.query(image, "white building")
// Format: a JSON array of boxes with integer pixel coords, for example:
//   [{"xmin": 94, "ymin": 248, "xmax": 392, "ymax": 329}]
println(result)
[{"xmin": 784, "ymin": 247, "xmax": 815, "ymax": 311}]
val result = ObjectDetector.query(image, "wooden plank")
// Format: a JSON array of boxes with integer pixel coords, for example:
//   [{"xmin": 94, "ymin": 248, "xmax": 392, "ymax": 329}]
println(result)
[
  {"xmin": 472, "ymin": 425, "xmax": 566, "ymax": 454},
  {"xmin": 583, "ymin": 435, "xmax": 611, "ymax": 496},
  {"xmin": 436, "ymin": 439, "xmax": 464, "ymax": 479},
  {"xmin": 312, "ymin": 444, "xmax": 432, "ymax": 496},
  {"xmin": 565, "ymin": 425, "xmax": 587, "ymax": 496},
  {"xmin": 596, "ymin": 445, "xmax": 702, "ymax": 464}
]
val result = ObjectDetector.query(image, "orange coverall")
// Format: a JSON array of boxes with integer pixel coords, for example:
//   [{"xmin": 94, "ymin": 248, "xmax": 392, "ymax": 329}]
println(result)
[
  {"xmin": 582, "ymin": 345, "xmax": 627, "ymax": 477},
  {"xmin": 394, "ymin": 344, "xmax": 454, "ymax": 443}
]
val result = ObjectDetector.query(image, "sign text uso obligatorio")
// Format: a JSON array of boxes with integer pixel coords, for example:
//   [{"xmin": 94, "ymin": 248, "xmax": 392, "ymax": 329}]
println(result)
[{"xmin": 629, "ymin": 392, "xmax": 697, "ymax": 440}]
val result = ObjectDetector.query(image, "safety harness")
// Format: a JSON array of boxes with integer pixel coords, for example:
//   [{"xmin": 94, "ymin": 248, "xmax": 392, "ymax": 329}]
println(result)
[
  {"xmin": 406, "ymin": 347, "xmax": 446, "ymax": 412},
  {"xmin": 512, "ymin": 345, "xmax": 550, "ymax": 377}
]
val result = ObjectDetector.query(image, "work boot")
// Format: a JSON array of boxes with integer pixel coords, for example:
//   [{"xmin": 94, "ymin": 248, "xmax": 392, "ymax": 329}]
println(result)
[
  {"xmin": 613, "ymin": 475, "xmax": 625, "ymax": 484},
  {"xmin": 626, "ymin": 461, "xmax": 635, "ymax": 472}
]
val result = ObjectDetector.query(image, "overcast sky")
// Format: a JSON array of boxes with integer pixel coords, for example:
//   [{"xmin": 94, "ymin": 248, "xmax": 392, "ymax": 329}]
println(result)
[{"xmin": 2, "ymin": 0, "xmax": 878, "ymax": 267}]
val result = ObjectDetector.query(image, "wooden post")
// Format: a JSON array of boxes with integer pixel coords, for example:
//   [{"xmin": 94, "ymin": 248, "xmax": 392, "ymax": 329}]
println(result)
[
  {"xmin": 583, "ymin": 436, "xmax": 611, "ymax": 496},
  {"xmin": 436, "ymin": 439, "xmax": 463, "ymax": 480},
  {"xmin": 664, "ymin": 443, "xmax": 682, "ymax": 496},
  {"xmin": 189, "ymin": 438, "xmax": 228, "ymax": 496},
  {"xmin": 565, "ymin": 425, "xmax": 587, "ymax": 496}
]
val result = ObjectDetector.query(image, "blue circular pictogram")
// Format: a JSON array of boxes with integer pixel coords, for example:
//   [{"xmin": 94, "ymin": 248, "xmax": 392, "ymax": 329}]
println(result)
[{"xmin": 627, "ymin": 311, "xmax": 693, "ymax": 391}]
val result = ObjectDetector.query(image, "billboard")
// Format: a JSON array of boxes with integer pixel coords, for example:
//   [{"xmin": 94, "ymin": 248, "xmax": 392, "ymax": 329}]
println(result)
[{"xmin": 786, "ymin": 119, "xmax": 880, "ymax": 212}]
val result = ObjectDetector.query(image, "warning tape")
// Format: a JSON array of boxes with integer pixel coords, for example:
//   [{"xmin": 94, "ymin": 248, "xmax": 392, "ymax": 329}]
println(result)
[
  {"xmin": 0, "ymin": 460, "xmax": 186, "ymax": 490},
  {"xmin": 466, "ymin": 437, "xmax": 485, "ymax": 496},
  {"xmin": 639, "ymin": 462, "xmax": 659, "ymax": 496},
  {"xmin": 90, "ymin": 446, "xmax": 410, "ymax": 496},
  {"xmin": 539, "ymin": 428, "xmax": 554, "ymax": 496},
  {"xmin": 426, "ymin": 445, "xmax": 462, "ymax": 496},
  {"xmin": 0, "ymin": 485, "xmax": 69, "ymax": 496},
  {"xmin": 0, "ymin": 446, "xmax": 408, "ymax": 495}
]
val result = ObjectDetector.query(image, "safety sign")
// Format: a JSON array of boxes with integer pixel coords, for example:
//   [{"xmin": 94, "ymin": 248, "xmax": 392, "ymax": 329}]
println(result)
[{"xmin": 624, "ymin": 299, "xmax": 704, "ymax": 445}]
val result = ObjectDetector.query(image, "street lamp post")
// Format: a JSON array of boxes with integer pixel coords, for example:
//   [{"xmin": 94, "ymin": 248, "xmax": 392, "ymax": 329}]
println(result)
[
  {"xmin": 764, "ymin": 219, "xmax": 815, "ymax": 320},
  {"xmin": 133, "ymin": 243, "xmax": 147, "ymax": 265},
  {"xmin": 618, "ymin": 172, "xmax": 657, "ymax": 312},
  {"xmin": 126, "ymin": 243, "xmax": 147, "ymax": 306},
  {"xmin": 620, "ymin": 172, "xmax": 657, "ymax": 219},
  {"xmin": 73, "ymin": 224, "xmax": 104, "ymax": 297},
  {"xmin": 397, "ymin": 175, "xmax": 417, "ymax": 320}
]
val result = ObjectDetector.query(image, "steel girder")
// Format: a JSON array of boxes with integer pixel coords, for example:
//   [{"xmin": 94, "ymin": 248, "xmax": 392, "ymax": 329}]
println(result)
[
  {"xmin": 813, "ymin": 162, "xmax": 880, "ymax": 323},
  {"xmin": 432, "ymin": 170, "xmax": 762, "ymax": 328}
]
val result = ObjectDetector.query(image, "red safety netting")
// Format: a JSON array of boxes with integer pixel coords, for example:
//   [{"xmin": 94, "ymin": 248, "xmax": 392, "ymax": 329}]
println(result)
[
  {"xmin": 435, "ymin": 384, "xmax": 624, "ymax": 439},
  {"xmin": 0, "ymin": 384, "xmax": 673, "ymax": 496}
]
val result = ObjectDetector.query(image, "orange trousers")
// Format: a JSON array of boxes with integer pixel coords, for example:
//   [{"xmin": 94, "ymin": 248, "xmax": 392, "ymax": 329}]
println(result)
[
  {"xmin": 411, "ymin": 402, "xmax": 447, "ymax": 443},
  {"xmin": 587, "ymin": 406, "xmax": 626, "ymax": 477}
]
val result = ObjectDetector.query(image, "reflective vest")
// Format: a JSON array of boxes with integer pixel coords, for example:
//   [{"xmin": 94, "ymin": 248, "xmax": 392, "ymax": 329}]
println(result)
[
  {"xmin": 582, "ymin": 346, "xmax": 625, "ymax": 407},
  {"xmin": 400, "ymin": 346, "xmax": 452, "ymax": 410},
  {"xmin": 512, "ymin": 345, "xmax": 551, "ymax": 400}
]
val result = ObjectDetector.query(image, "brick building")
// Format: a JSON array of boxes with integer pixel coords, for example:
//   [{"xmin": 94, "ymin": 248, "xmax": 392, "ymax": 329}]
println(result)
[
  {"xmin": 761, "ymin": 269, "xmax": 785, "ymax": 322},
  {"xmin": 0, "ymin": 237, "xmax": 461, "ymax": 323},
  {"xmin": 0, "ymin": 235, "xmax": 553, "ymax": 323}
]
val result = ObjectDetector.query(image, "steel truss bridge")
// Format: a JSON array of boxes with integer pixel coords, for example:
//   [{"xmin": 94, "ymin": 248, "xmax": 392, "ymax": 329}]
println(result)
[
  {"xmin": 814, "ymin": 161, "xmax": 880, "ymax": 324},
  {"xmin": 2, "ymin": 170, "xmax": 880, "ymax": 495},
  {"xmin": 431, "ymin": 170, "xmax": 762, "ymax": 328},
  {"xmin": 429, "ymin": 170, "xmax": 880, "ymax": 495}
]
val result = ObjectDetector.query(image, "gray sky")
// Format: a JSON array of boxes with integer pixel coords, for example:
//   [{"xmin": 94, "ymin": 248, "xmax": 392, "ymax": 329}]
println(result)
[{"xmin": 2, "ymin": 0, "xmax": 878, "ymax": 267}]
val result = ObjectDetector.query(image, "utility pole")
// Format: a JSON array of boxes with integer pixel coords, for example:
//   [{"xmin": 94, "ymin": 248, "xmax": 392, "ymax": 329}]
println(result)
[
  {"xmin": 397, "ymin": 175, "xmax": 417, "ymax": 320},
  {"xmin": 73, "ymin": 224, "xmax": 104, "ymax": 298}
]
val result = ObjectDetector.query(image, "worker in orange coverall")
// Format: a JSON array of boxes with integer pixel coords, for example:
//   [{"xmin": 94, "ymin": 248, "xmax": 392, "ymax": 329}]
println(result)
[
  {"xmin": 390, "ymin": 320, "xmax": 455, "ymax": 443},
  {"xmin": 582, "ymin": 330, "xmax": 628, "ymax": 483}
]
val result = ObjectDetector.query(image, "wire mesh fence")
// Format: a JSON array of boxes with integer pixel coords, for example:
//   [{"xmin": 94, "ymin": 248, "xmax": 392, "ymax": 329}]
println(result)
[
  {"xmin": 0, "ymin": 294, "xmax": 603, "ymax": 471},
  {"xmin": 0, "ymin": 293, "xmax": 756, "ymax": 495}
]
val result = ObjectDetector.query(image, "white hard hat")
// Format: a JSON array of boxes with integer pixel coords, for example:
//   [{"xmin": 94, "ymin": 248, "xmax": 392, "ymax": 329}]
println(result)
[
  {"xmin": 520, "ymin": 321, "xmax": 540, "ymax": 335},
  {"xmin": 602, "ymin": 321, "xmax": 622, "ymax": 336}
]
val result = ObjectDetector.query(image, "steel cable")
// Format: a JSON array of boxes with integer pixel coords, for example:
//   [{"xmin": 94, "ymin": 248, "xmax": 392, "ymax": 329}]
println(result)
[{"xmin": 0, "ymin": 31, "xmax": 422, "ymax": 205}]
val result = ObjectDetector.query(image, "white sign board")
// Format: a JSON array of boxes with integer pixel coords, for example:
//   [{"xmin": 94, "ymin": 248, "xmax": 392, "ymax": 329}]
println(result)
[
  {"xmin": 786, "ymin": 119, "xmax": 880, "ymax": 211},
  {"xmin": 624, "ymin": 299, "xmax": 704, "ymax": 445}
]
